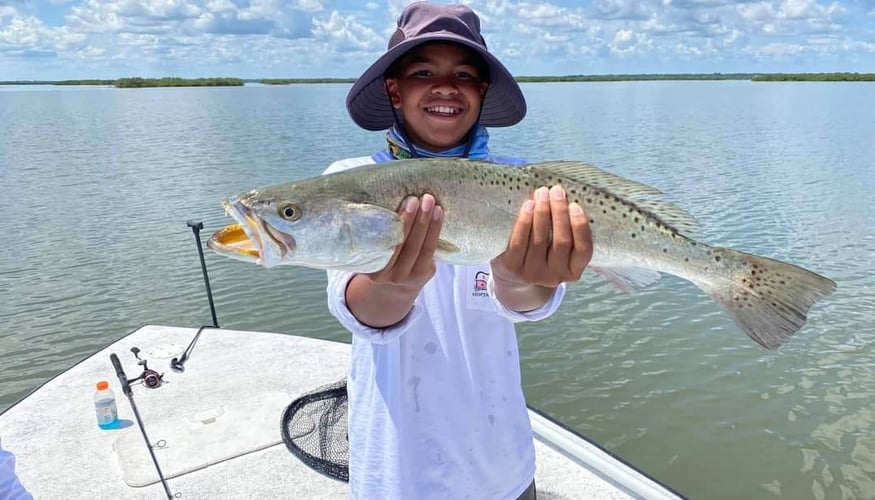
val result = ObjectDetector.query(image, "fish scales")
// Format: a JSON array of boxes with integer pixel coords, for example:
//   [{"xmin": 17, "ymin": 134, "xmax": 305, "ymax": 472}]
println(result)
[{"xmin": 209, "ymin": 158, "xmax": 836, "ymax": 349}]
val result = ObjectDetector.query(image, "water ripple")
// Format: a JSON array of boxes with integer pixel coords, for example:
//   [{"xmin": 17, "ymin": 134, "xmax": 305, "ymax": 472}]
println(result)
[{"xmin": 2, "ymin": 82, "xmax": 874, "ymax": 499}]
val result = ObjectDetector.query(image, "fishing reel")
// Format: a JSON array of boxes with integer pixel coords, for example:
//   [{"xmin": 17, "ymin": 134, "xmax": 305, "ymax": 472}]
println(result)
[{"xmin": 129, "ymin": 347, "xmax": 165, "ymax": 389}]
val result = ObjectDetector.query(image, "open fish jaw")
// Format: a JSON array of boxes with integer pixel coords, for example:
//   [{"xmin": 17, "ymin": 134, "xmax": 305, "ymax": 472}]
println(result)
[{"xmin": 219, "ymin": 197, "xmax": 294, "ymax": 268}]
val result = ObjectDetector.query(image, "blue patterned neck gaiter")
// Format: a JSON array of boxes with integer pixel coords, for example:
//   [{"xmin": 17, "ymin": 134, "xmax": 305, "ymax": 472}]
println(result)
[{"xmin": 386, "ymin": 123, "xmax": 490, "ymax": 160}]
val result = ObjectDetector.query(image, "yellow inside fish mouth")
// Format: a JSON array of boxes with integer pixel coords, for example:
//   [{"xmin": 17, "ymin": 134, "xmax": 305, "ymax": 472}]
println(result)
[
  {"xmin": 207, "ymin": 223, "xmax": 260, "ymax": 259},
  {"xmin": 208, "ymin": 197, "xmax": 297, "ymax": 266}
]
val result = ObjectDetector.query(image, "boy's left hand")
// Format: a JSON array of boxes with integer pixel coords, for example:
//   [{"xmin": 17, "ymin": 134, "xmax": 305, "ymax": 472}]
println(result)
[{"xmin": 490, "ymin": 185, "xmax": 593, "ymax": 311}]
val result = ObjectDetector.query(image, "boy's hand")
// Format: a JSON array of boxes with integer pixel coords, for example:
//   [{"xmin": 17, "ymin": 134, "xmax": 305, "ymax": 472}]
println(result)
[
  {"xmin": 491, "ymin": 186, "xmax": 593, "ymax": 311},
  {"xmin": 344, "ymin": 194, "xmax": 443, "ymax": 329},
  {"xmin": 368, "ymin": 194, "xmax": 443, "ymax": 290}
]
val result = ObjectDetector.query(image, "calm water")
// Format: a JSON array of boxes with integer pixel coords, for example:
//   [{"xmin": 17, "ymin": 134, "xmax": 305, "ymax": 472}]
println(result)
[{"xmin": 1, "ymin": 81, "xmax": 873, "ymax": 499}]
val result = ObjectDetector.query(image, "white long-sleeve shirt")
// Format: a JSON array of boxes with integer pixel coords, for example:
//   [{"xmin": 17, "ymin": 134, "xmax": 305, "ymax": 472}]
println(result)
[
  {"xmin": 0, "ymin": 438, "xmax": 32, "ymax": 500},
  {"xmin": 324, "ymin": 157, "xmax": 566, "ymax": 500}
]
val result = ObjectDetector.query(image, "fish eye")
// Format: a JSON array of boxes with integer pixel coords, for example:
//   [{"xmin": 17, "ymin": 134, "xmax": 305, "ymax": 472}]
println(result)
[{"xmin": 279, "ymin": 203, "xmax": 301, "ymax": 221}]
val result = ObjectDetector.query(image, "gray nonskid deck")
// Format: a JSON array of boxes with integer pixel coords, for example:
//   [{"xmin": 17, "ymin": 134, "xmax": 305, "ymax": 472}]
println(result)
[{"xmin": 0, "ymin": 325, "xmax": 679, "ymax": 499}]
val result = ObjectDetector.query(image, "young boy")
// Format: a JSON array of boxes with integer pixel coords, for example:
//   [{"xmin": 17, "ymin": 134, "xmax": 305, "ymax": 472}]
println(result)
[{"xmin": 325, "ymin": 3, "xmax": 593, "ymax": 499}]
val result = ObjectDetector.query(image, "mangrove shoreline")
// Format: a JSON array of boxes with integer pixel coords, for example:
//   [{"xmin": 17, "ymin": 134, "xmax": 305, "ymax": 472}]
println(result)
[{"xmin": 1, "ymin": 73, "xmax": 873, "ymax": 87}]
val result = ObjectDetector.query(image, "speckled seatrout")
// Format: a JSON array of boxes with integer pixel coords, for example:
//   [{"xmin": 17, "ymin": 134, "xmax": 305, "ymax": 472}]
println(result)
[{"xmin": 208, "ymin": 158, "xmax": 836, "ymax": 349}]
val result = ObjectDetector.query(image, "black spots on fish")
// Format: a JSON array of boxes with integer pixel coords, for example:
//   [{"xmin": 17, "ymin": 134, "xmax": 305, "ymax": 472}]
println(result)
[
  {"xmin": 631, "ymin": 232, "xmax": 636, "ymax": 238},
  {"xmin": 589, "ymin": 218, "xmax": 595, "ymax": 224},
  {"xmin": 714, "ymin": 255, "xmax": 722, "ymax": 262},
  {"xmin": 684, "ymin": 257, "xmax": 690, "ymax": 262},
  {"xmin": 662, "ymin": 248, "xmax": 668, "ymax": 253}
]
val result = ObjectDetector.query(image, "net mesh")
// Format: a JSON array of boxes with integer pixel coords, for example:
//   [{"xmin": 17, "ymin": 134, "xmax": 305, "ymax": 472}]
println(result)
[{"xmin": 281, "ymin": 379, "xmax": 350, "ymax": 482}]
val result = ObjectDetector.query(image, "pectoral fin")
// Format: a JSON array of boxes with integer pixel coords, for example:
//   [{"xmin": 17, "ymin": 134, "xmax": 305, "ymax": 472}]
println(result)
[
  {"xmin": 343, "ymin": 202, "xmax": 405, "ymax": 248},
  {"xmin": 437, "ymin": 239, "xmax": 461, "ymax": 255},
  {"xmin": 590, "ymin": 265, "xmax": 662, "ymax": 293}
]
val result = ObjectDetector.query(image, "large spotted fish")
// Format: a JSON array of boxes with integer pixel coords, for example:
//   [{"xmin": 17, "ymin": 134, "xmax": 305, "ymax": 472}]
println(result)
[{"xmin": 208, "ymin": 158, "xmax": 836, "ymax": 349}]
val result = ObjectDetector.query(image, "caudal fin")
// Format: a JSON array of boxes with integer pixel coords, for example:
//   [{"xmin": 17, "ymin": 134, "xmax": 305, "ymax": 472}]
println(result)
[{"xmin": 701, "ymin": 248, "xmax": 837, "ymax": 349}]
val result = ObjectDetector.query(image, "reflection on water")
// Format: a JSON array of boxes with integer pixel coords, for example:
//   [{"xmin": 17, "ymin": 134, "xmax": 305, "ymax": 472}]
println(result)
[{"xmin": 1, "ymin": 82, "xmax": 874, "ymax": 499}]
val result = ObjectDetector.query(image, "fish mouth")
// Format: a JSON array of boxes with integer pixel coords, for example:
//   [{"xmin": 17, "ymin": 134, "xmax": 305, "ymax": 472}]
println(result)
[{"xmin": 208, "ymin": 197, "xmax": 296, "ymax": 267}]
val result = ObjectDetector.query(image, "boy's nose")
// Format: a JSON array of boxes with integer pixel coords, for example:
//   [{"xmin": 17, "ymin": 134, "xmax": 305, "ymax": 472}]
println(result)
[{"xmin": 430, "ymin": 77, "xmax": 459, "ymax": 95}]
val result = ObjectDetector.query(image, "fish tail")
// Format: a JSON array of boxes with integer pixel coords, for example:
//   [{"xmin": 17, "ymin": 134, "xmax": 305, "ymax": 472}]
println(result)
[{"xmin": 695, "ymin": 248, "xmax": 836, "ymax": 349}]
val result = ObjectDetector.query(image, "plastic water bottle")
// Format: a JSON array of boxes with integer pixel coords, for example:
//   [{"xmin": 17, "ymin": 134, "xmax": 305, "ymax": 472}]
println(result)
[{"xmin": 94, "ymin": 380, "xmax": 119, "ymax": 429}]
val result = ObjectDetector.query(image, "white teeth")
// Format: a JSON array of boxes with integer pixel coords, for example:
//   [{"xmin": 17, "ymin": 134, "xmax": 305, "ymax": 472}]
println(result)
[{"xmin": 427, "ymin": 106, "xmax": 458, "ymax": 115}]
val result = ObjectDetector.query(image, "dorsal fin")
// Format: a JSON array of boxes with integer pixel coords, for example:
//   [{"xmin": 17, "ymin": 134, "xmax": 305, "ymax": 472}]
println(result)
[
  {"xmin": 526, "ymin": 161, "xmax": 663, "ymax": 198},
  {"xmin": 527, "ymin": 160, "xmax": 698, "ymax": 234}
]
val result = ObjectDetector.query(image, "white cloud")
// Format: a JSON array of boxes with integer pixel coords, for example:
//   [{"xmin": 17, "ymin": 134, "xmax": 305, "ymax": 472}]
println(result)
[
  {"xmin": 610, "ymin": 28, "xmax": 652, "ymax": 56},
  {"xmin": 312, "ymin": 10, "xmax": 381, "ymax": 52},
  {"xmin": 1, "ymin": 0, "xmax": 874, "ymax": 79}
]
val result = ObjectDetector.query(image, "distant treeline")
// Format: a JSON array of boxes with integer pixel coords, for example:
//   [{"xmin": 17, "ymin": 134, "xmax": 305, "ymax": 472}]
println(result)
[
  {"xmin": 516, "ymin": 73, "xmax": 875, "ymax": 82},
  {"xmin": 751, "ymin": 72, "xmax": 875, "ymax": 81},
  {"xmin": 260, "ymin": 78, "xmax": 355, "ymax": 84},
  {"xmin": 54, "ymin": 79, "xmax": 115, "ymax": 85},
  {"xmin": 515, "ymin": 73, "xmax": 756, "ymax": 82},
  {"xmin": 260, "ymin": 73, "xmax": 875, "ymax": 84},
  {"xmin": 0, "ymin": 77, "xmax": 244, "ymax": 87},
  {"xmin": 114, "ymin": 77, "xmax": 244, "ymax": 87},
  {"xmin": 2, "ymin": 73, "xmax": 873, "ymax": 87}
]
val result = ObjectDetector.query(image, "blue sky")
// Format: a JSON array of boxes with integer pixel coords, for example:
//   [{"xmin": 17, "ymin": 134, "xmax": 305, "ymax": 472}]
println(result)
[{"xmin": 1, "ymin": 0, "xmax": 874, "ymax": 80}]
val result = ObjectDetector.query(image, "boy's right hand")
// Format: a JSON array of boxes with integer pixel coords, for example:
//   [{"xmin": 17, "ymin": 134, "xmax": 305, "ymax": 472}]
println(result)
[
  {"xmin": 344, "ymin": 194, "xmax": 443, "ymax": 329},
  {"xmin": 367, "ymin": 194, "xmax": 444, "ymax": 290}
]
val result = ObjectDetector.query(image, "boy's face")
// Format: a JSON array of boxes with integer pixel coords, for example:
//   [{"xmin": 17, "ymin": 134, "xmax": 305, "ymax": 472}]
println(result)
[{"xmin": 385, "ymin": 43, "xmax": 489, "ymax": 152}]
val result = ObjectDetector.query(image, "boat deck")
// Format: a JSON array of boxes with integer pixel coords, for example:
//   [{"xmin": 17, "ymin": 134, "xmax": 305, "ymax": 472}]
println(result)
[{"xmin": 0, "ymin": 325, "xmax": 682, "ymax": 499}]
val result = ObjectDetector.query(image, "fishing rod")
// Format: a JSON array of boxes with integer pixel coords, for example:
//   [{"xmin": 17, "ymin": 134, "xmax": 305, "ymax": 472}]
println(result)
[
  {"xmin": 171, "ymin": 221, "xmax": 221, "ymax": 374},
  {"xmin": 110, "ymin": 353, "xmax": 175, "ymax": 499}
]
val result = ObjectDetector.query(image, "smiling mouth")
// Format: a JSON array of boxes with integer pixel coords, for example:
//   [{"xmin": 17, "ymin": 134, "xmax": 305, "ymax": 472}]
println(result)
[{"xmin": 425, "ymin": 105, "xmax": 463, "ymax": 116}]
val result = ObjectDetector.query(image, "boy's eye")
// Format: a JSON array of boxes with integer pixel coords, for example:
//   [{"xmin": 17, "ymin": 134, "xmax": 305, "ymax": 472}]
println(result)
[
  {"xmin": 456, "ymin": 71, "xmax": 475, "ymax": 80},
  {"xmin": 412, "ymin": 70, "xmax": 431, "ymax": 77}
]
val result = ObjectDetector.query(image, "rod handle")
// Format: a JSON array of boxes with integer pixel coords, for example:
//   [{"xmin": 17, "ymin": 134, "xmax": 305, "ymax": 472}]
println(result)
[{"xmin": 110, "ymin": 353, "xmax": 132, "ymax": 397}]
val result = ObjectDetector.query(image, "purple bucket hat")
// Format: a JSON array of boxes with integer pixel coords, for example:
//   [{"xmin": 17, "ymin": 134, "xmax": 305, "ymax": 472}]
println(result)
[{"xmin": 346, "ymin": 2, "xmax": 527, "ymax": 131}]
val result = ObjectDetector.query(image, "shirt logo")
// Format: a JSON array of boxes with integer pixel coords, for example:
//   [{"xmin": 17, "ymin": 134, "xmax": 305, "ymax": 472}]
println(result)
[{"xmin": 472, "ymin": 271, "xmax": 489, "ymax": 297}]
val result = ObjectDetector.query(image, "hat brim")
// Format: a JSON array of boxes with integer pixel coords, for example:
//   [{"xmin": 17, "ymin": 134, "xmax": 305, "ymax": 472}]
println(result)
[{"xmin": 346, "ymin": 33, "xmax": 526, "ymax": 131}]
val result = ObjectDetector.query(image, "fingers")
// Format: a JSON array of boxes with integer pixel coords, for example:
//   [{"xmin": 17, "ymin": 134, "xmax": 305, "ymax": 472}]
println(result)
[
  {"xmin": 528, "ymin": 187, "xmax": 552, "ymax": 267},
  {"xmin": 506, "ymin": 185, "xmax": 593, "ymax": 287},
  {"xmin": 376, "ymin": 196, "xmax": 420, "ymax": 274},
  {"xmin": 376, "ymin": 194, "xmax": 442, "ymax": 281},
  {"xmin": 502, "ymin": 199, "xmax": 535, "ymax": 272},
  {"xmin": 546, "ymin": 186, "xmax": 573, "ymax": 274},
  {"xmin": 568, "ymin": 202, "xmax": 593, "ymax": 278}
]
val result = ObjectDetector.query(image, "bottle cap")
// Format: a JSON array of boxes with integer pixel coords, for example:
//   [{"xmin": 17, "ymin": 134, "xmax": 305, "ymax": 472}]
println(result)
[{"xmin": 96, "ymin": 381, "xmax": 109, "ymax": 390}]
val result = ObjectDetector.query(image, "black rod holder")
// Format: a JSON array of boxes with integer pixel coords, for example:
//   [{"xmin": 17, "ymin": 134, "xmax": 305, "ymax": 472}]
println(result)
[{"xmin": 187, "ymin": 220, "xmax": 219, "ymax": 328}]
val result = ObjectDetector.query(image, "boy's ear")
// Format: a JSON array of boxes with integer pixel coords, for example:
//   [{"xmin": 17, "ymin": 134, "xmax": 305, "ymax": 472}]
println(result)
[
  {"xmin": 480, "ymin": 82, "xmax": 489, "ymax": 96},
  {"xmin": 385, "ymin": 79, "xmax": 402, "ymax": 108}
]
